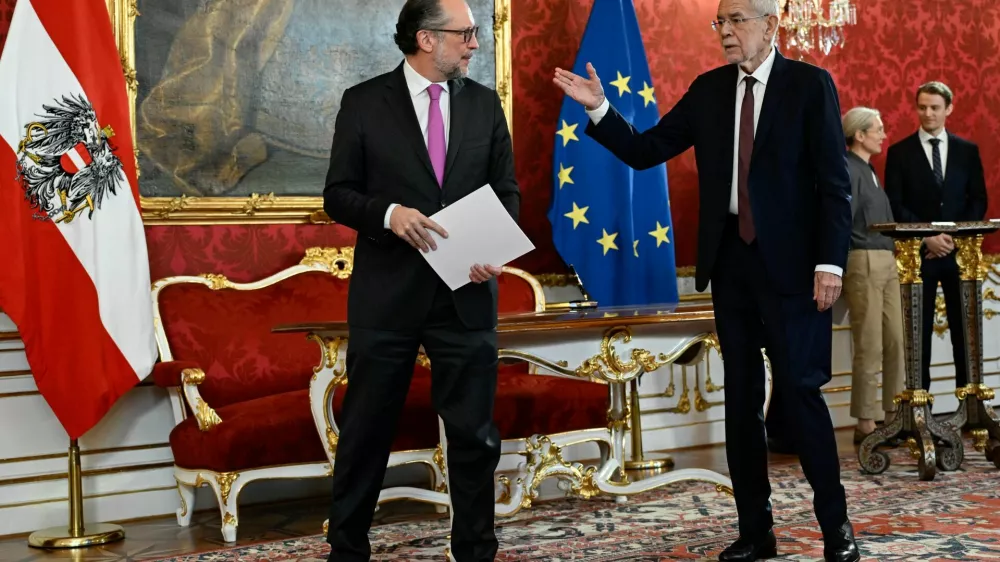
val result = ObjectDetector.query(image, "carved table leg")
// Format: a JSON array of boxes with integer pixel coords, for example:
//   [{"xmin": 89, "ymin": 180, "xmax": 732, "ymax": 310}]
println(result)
[
  {"xmin": 945, "ymin": 235, "xmax": 1000, "ymax": 468},
  {"xmin": 607, "ymin": 381, "xmax": 629, "ymax": 502},
  {"xmin": 859, "ymin": 237, "xmax": 964, "ymax": 478}
]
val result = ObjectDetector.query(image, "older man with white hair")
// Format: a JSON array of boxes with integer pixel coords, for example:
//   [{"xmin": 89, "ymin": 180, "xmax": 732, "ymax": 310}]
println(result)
[{"xmin": 553, "ymin": 0, "xmax": 859, "ymax": 560}]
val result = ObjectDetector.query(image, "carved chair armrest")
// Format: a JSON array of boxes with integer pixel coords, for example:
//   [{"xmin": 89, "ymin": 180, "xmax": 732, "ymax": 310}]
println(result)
[
  {"xmin": 152, "ymin": 360, "xmax": 202, "ymax": 388},
  {"xmin": 153, "ymin": 361, "xmax": 222, "ymax": 431}
]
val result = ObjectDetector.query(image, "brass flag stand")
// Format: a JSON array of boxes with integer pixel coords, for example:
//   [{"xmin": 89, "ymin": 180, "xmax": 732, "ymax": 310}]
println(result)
[
  {"xmin": 623, "ymin": 378, "xmax": 674, "ymax": 471},
  {"xmin": 28, "ymin": 439, "xmax": 125, "ymax": 548}
]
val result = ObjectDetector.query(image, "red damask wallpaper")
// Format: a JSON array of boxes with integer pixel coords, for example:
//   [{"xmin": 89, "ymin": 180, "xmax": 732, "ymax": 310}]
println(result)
[
  {"xmin": 1, "ymin": 0, "xmax": 997, "ymax": 278},
  {"xmin": 512, "ymin": 0, "xmax": 1000, "ymax": 272},
  {"xmin": 144, "ymin": 224, "xmax": 357, "ymax": 281}
]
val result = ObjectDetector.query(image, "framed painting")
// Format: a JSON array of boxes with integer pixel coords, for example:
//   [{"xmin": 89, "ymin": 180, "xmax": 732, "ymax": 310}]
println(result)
[{"xmin": 105, "ymin": 0, "xmax": 512, "ymax": 224}]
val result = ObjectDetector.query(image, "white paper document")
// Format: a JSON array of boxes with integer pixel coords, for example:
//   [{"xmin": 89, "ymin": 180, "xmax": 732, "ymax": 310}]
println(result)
[{"xmin": 420, "ymin": 185, "xmax": 535, "ymax": 290}]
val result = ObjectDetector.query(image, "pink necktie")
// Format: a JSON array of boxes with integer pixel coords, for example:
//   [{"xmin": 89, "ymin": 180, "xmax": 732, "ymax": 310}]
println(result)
[{"xmin": 426, "ymin": 84, "xmax": 446, "ymax": 187}]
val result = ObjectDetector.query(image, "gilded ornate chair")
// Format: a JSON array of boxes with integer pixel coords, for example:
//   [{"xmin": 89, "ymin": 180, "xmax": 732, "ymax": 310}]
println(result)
[{"xmin": 151, "ymin": 247, "xmax": 441, "ymax": 542}]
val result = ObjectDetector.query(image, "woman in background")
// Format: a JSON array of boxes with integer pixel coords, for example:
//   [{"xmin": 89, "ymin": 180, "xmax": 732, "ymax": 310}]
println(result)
[{"xmin": 841, "ymin": 107, "xmax": 905, "ymax": 444}]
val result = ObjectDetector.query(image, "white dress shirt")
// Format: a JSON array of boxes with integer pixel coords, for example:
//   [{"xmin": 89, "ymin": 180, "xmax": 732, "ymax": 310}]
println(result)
[
  {"xmin": 384, "ymin": 60, "xmax": 451, "ymax": 228},
  {"xmin": 918, "ymin": 127, "xmax": 948, "ymax": 179},
  {"xmin": 586, "ymin": 47, "xmax": 841, "ymax": 277}
]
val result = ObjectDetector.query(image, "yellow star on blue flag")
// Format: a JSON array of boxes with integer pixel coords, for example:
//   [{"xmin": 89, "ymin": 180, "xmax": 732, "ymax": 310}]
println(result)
[{"xmin": 547, "ymin": 0, "xmax": 678, "ymax": 306}]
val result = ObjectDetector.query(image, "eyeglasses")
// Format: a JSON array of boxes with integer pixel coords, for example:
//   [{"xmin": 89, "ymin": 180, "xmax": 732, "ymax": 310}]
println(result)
[
  {"xmin": 710, "ymin": 15, "xmax": 768, "ymax": 31},
  {"xmin": 426, "ymin": 25, "xmax": 479, "ymax": 43}
]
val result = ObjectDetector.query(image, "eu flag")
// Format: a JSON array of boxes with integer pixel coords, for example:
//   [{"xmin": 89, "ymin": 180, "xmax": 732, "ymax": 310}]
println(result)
[{"xmin": 547, "ymin": 0, "xmax": 678, "ymax": 306}]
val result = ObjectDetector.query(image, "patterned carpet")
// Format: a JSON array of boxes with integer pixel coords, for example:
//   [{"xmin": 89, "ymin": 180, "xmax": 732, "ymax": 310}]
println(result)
[{"xmin": 152, "ymin": 445, "xmax": 1000, "ymax": 561}]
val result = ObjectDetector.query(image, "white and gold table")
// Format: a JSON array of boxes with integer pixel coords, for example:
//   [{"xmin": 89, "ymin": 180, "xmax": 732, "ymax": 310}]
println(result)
[{"xmin": 275, "ymin": 302, "xmax": 736, "ymax": 520}]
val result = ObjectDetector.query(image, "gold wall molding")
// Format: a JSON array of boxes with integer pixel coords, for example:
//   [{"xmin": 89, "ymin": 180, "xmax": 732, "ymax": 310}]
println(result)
[
  {"xmin": 0, "ymin": 442, "xmax": 170, "ymax": 466},
  {"xmin": 0, "ymin": 461, "xmax": 174, "ymax": 487},
  {"xmin": 0, "ymin": 484, "xmax": 177, "ymax": 511},
  {"xmin": 0, "ymin": 331, "xmax": 20, "ymax": 342},
  {"xmin": 108, "ymin": 0, "xmax": 513, "ymax": 224}
]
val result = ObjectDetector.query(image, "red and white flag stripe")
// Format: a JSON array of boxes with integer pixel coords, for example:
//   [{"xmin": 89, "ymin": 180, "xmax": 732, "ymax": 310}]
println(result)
[{"xmin": 0, "ymin": 0, "xmax": 156, "ymax": 439}]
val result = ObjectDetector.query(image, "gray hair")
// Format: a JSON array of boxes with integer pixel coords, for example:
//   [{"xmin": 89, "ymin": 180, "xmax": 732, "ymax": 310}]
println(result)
[
  {"xmin": 750, "ymin": 0, "xmax": 780, "ymax": 45},
  {"xmin": 842, "ymin": 106, "xmax": 881, "ymax": 146},
  {"xmin": 751, "ymin": 0, "xmax": 780, "ymax": 15}
]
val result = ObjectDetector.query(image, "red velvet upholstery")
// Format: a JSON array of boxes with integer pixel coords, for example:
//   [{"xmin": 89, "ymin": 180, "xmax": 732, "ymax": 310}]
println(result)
[
  {"xmin": 497, "ymin": 271, "xmax": 540, "ymax": 314},
  {"xmin": 157, "ymin": 271, "xmax": 349, "ymax": 409},
  {"xmin": 495, "ymin": 364, "xmax": 609, "ymax": 439},
  {"xmin": 152, "ymin": 360, "xmax": 201, "ymax": 388},
  {"xmin": 169, "ymin": 378, "xmax": 442, "ymax": 472}
]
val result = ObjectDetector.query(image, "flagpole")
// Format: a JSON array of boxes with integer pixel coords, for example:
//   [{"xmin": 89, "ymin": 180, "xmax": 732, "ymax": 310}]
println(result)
[{"xmin": 27, "ymin": 439, "xmax": 125, "ymax": 548}]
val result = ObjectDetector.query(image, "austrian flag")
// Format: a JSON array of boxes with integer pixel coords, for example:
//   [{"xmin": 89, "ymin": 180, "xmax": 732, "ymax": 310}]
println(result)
[{"xmin": 0, "ymin": 0, "xmax": 157, "ymax": 439}]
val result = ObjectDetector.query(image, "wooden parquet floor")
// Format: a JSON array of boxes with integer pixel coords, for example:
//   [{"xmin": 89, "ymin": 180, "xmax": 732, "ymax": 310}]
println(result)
[{"xmin": 0, "ymin": 429, "xmax": 859, "ymax": 562}]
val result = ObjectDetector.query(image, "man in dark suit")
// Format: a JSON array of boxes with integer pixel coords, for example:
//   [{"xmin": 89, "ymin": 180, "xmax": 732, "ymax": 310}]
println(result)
[
  {"xmin": 321, "ymin": 0, "xmax": 519, "ymax": 559},
  {"xmin": 553, "ymin": 0, "xmax": 858, "ymax": 560},
  {"xmin": 884, "ymin": 81, "xmax": 988, "ymax": 392}
]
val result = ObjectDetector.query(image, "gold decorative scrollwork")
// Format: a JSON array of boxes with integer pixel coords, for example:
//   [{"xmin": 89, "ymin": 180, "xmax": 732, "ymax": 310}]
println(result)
[
  {"xmin": 433, "ymin": 444, "xmax": 448, "ymax": 493},
  {"xmin": 894, "ymin": 238, "xmax": 923, "ymax": 285},
  {"xmin": 955, "ymin": 383, "xmax": 995, "ymax": 402},
  {"xmin": 307, "ymin": 335, "xmax": 347, "ymax": 379},
  {"xmin": 223, "ymin": 512, "xmax": 237, "ymax": 527},
  {"xmin": 325, "ymin": 427, "xmax": 338, "ymax": 453},
  {"xmin": 669, "ymin": 371, "xmax": 691, "ymax": 415},
  {"xmin": 194, "ymin": 398, "xmax": 222, "ymax": 431},
  {"xmin": 181, "ymin": 368, "xmax": 206, "ymax": 385},
  {"xmin": 497, "ymin": 475, "xmax": 513, "ymax": 504},
  {"xmin": 300, "ymin": 247, "xmax": 354, "ymax": 278},
  {"xmin": 933, "ymin": 294, "xmax": 949, "ymax": 337},
  {"xmin": 972, "ymin": 429, "xmax": 989, "ymax": 453},
  {"xmin": 702, "ymin": 333, "xmax": 724, "ymax": 392},
  {"xmin": 239, "ymin": 193, "xmax": 278, "ymax": 216},
  {"xmin": 577, "ymin": 326, "xmax": 670, "ymax": 383},
  {"xmin": 894, "ymin": 389, "xmax": 934, "ymax": 407},
  {"xmin": 955, "ymin": 235, "xmax": 990, "ymax": 282},
  {"xmin": 199, "ymin": 273, "xmax": 233, "ymax": 290},
  {"xmin": 521, "ymin": 436, "xmax": 601, "ymax": 509},
  {"xmin": 182, "ymin": 368, "xmax": 222, "ymax": 431},
  {"xmin": 216, "ymin": 472, "xmax": 238, "ymax": 505}
]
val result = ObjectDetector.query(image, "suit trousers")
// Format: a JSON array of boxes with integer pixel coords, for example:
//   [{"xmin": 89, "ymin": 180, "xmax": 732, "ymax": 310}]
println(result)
[
  {"xmin": 711, "ymin": 217, "xmax": 848, "ymax": 538},
  {"xmin": 920, "ymin": 252, "xmax": 968, "ymax": 391},
  {"xmin": 327, "ymin": 282, "xmax": 501, "ymax": 562},
  {"xmin": 843, "ymin": 249, "xmax": 905, "ymax": 420}
]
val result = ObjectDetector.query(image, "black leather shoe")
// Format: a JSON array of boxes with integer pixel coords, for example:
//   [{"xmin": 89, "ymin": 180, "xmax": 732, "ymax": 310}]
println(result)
[
  {"xmin": 823, "ymin": 520, "xmax": 860, "ymax": 562},
  {"xmin": 719, "ymin": 529, "xmax": 777, "ymax": 561}
]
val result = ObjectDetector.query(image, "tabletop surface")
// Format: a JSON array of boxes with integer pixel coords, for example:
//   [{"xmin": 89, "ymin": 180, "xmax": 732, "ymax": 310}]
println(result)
[
  {"xmin": 273, "ymin": 301, "xmax": 716, "ymax": 335},
  {"xmin": 871, "ymin": 219, "xmax": 1000, "ymax": 236}
]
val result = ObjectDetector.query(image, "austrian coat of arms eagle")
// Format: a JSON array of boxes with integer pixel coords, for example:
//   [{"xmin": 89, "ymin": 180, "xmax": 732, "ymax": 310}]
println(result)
[{"xmin": 14, "ymin": 93, "xmax": 124, "ymax": 224}]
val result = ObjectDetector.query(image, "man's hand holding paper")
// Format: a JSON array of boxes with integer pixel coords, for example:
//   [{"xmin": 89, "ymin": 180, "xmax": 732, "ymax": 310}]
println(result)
[{"xmin": 418, "ymin": 184, "xmax": 534, "ymax": 290}]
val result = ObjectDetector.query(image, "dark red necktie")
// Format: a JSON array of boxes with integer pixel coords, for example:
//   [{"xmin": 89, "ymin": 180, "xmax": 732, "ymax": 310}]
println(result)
[{"xmin": 737, "ymin": 76, "xmax": 756, "ymax": 244}]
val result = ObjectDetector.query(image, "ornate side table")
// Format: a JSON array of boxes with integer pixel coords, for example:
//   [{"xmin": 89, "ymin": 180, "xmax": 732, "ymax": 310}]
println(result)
[
  {"xmin": 858, "ymin": 223, "xmax": 965, "ymax": 480},
  {"xmin": 940, "ymin": 220, "xmax": 1000, "ymax": 466}
]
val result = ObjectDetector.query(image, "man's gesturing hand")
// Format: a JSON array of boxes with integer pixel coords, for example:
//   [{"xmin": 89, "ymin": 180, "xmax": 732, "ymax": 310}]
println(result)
[
  {"xmin": 814, "ymin": 271, "xmax": 842, "ymax": 312},
  {"xmin": 389, "ymin": 206, "xmax": 448, "ymax": 252},
  {"xmin": 553, "ymin": 63, "xmax": 606, "ymax": 111}
]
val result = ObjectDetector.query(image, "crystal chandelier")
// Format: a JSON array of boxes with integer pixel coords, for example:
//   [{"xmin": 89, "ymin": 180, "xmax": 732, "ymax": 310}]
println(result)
[{"xmin": 778, "ymin": 0, "xmax": 857, "ymax": 56}]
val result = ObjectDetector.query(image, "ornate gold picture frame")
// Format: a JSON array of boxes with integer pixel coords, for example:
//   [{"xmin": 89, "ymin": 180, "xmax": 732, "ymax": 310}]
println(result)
[{"xmin": 105, "ymin": 0, "xmax": 512, "ymax": 225}]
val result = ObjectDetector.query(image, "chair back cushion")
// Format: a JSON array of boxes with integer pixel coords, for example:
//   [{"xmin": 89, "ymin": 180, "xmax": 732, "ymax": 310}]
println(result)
[
  {"xmin": 497, "ymin": 267, "xmax": 545, "ymax": 314},
  {"xmin": 156, "ymin": 268, "xmax": 348, "ymax": 409}
]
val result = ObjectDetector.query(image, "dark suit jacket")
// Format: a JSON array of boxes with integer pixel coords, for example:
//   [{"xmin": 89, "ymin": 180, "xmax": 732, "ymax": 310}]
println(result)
[
  {"xmin": 323, "ymin": 62, "xmax": 520, "ymax": 330},
  {"xmin": 884, "ymin": 131, "xmax": 987, "ymax": 224},
  {"xmin": 585, "ymin": 50, "xmax": 851, "ymax": 295}
]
